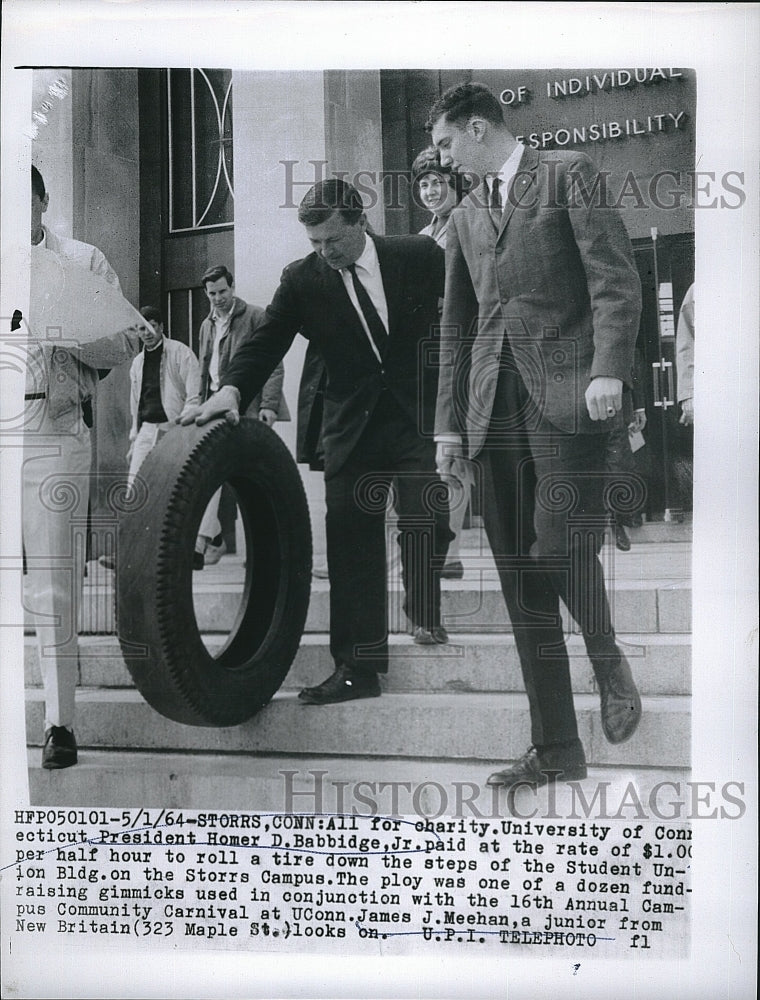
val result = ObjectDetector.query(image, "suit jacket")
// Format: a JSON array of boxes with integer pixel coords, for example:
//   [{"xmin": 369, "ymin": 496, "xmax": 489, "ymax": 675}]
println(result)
[
  {"xmin": 198, "ymin": 297, "xmax": 290, "ymax": 420},
  {"xmin": 435, "ymin": 147, "xmax": 642, "ymax": 456},
  {"xmin": 296, "ymin": 342, "xmax": 327, "ymax": 470},
  {"xmin": 223, "ymin": 234, "xmax": 444, "ymax": 478}
]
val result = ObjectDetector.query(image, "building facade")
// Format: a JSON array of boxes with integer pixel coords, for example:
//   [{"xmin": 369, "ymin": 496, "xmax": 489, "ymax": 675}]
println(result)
[{"xmin": 31, "ymin": 66, "xmax": 697, "ymax": 558}]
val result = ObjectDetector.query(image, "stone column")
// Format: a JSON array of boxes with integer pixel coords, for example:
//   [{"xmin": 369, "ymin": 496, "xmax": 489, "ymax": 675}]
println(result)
[
  {"xmin": 70, "ymin": 69, "xmax": 141, "ymax": 570},
  {"xmin": 232, "ymin": 70, "xmax": 330, "ymax": 565}
]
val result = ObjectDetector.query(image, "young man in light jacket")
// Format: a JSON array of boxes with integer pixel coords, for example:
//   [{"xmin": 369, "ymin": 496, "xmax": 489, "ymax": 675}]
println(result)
[
  {"xmin": 100, "ymin": 306, "xmax": 200, "ymax": 573},
  {"xmin": 126, "ymin": 305, "xmax": 201, "ymax": 487}
]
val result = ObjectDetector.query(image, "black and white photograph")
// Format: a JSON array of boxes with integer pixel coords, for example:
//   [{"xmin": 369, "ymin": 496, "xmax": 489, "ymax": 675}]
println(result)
[{"xmin": 1, "ymin": 2, "xmax": 757, "ymax": 998}]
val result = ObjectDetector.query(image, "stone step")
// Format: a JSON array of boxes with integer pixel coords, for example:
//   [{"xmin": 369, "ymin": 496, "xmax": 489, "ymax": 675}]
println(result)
[
  {"xmin": 628, "ymin": 521, "xmax": 692, "ymax": 543},
  {"xmin": 103, "ymin": 538, "xmax": 694, "ymax": 586},
  {"xmin": 437, "ymin": 519, "xmax": 692, "ymax": 544},
  {"xmin": 25, "ymin": 688, "xmax": 690, "ymax": 768},
  {"xmin": 116, "ymin": 575, "xmax": 685, "ymax": 636},
  {"xmin": 23, "ymin": 539, "xmax": 691, "ymax": 636},
  {"xmin": 24, "ymin": 632, "xmax": 691, "ymax": 696},
  {"xmin": 23, "ymin": 577, "xmax": 693, "ymax": 638},
  {"xmin": 26, "ymin": 747, "xmax": 690, "ymax": 811},
  {"xmin": 303, "ymin": 579, "xmax": 691, "ymax": 636},
  {"xmin": 24, "ymin": 575, "xmax": 691, "ymax": 636}
]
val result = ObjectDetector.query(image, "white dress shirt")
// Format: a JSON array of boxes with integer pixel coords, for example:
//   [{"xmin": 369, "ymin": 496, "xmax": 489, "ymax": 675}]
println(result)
[
  {"xmin": 340, "ymin": 235, "xmax": 389, "ymax": 363},
  {"xmin": 208, "ymin": 306, "xmax": 233, "ymax": 392},
  {"xmin": 487, "ymin": 142, "xmax": 527, "ymax": 211}
]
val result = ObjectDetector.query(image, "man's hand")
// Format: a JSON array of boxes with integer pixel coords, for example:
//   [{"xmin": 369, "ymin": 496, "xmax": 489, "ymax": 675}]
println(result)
[
  {"xmin": 179, "ymin": 385, "xmax": 241, "ymax": 426},
  {"xmin": 629, "ymin": 408, "xmax": 647, "ymax": 432},
  {"xmin": 585, "ymin": 376, "xmax": 624, "ymax": 422},
  {"xmin": 258, "ymin": 408, "xmax": 277, "ymax": 427},
  {"xmin": 679, "ymin": 398, "xmax": 694, "ymax": 426}
]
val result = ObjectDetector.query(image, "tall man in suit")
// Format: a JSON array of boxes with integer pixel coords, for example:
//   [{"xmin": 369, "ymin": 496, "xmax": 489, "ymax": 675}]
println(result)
[
  {"xmin": 428, "ymin": 82, "xmax": 643, "ymax": 790},
  {"xmin": 183, "ymin": 179, "xmax": 452, "ymax": 703}
]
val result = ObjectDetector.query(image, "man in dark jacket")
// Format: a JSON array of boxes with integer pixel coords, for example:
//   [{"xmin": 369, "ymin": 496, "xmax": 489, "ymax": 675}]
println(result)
[{"xmin": 184, "ymin": 180, "xmax": 452, "ymax": 703}]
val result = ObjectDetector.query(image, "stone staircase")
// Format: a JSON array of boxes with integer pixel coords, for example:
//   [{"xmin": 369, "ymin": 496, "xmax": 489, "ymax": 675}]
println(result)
[{"xmin": 25, "ymin": 523, "xmax": 692, "ymax": 807}]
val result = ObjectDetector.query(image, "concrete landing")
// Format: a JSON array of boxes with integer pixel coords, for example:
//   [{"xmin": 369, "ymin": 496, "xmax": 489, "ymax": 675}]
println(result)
[
  {"xmin": 27, "ymin": 747, "xmax": 691, "ymax": 813},
  {"xmin": 25, "ymin": 687, "xmax": 690, "ymax": 768}
]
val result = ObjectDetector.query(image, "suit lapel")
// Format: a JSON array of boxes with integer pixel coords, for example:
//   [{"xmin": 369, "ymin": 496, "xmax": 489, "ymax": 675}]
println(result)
[{"xmin": 496, "ymin": 146, "xmax": 539, "ymax": 243}]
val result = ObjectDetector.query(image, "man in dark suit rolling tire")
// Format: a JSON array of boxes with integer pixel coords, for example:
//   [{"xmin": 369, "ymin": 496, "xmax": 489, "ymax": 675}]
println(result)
[{"xmin": 183, "ymin": 180, "xmax": 452, "ymax": 704}]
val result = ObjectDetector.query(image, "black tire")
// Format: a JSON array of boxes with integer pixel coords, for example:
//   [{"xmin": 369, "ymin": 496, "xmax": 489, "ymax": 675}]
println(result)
[{"xmin": 117, "ymin": 417, "xmax": 312, "ymax": 726}]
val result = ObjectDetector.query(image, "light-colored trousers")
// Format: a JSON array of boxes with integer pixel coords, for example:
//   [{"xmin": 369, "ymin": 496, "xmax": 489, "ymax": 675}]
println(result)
[
  {"xmin": 23, "ymin": 405, "xmax": 90, "ymax": 729},
  {"xmin": 127, "ymin": 420, "xmax": 169, "ymax": 486},
  {"xmin": 128, "ymin": 420, "xmax": 220, "ymax": 549},
  {"xmin": 197, "ymin": 489, "xmax": 222, "ymax": 544}
]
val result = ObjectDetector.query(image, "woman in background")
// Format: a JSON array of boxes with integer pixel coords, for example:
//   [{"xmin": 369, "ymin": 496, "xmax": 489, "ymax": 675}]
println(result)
[{"xmin": 412, "ymin": 146, "xmax": 467, "ymax": 249}]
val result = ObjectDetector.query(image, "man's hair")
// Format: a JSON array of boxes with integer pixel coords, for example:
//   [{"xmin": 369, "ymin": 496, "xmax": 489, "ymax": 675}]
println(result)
[
  {"xmin": 32, "ymin": 165, "xmax": 46, "ymax": 200},
  {"xmin": 140, "ymin": 305, "xmax": 163, "ymax": 325},
  {"xmin": 297, "ymin": 178, "xmax": 365, "ymax": 228},
  {"xmin": 426, "ymin": 81, "xmax": 505, "ymax": 131},
  {"xmin": 201, "ymin": 264, "xmax": 234, "ymax": 288},
  {"xmin": 411, "ymin": 146, "xmax": 468, "ymax": 201}
]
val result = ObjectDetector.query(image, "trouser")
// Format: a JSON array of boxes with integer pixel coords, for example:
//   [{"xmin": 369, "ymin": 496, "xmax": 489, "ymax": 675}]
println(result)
[
  {"xmin": 477, "ymin": 356, "xmax": 619, "ymax": 747},
  {"xmin": 387, "ymin": 467, "xmax": 470, "ymax": 567},
  {"xmin": 23, "ymin": 405, "xmax": 91, "ymax": 729},
  {"xmin": 197, "ymin": 489, "xmax": 222, "ymax": 542},
  {"xmin": 325, "ymin": 391, "xmax": 453, "ymax": 675},
  {"xmin": 443, "ymin": 466, "xmax": 473, "ymax": 561},
  {"xmin": 603, "ymin": 404, "xmax": 643, "ymax": 527}
]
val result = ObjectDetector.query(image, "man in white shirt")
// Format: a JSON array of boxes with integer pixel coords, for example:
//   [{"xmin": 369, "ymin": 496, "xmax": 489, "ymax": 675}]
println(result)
[{"xmin": 25, "ymin": 165, "xmax": 138, "ymax": 768}]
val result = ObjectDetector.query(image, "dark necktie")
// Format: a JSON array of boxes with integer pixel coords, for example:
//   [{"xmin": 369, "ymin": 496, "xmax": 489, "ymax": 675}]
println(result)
[
  {"xmin": 347, "ymin": 263, "xmax": 388, "ymax": 360},
  {"xmin": 489, "ymin": 176, "xmax": 502, "ymax": 230}
]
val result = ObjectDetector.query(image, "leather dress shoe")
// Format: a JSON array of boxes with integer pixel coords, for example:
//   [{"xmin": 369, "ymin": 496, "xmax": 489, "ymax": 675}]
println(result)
[
  {"xmin": 298, "ymin": 666, "xmax": 381, "ymax": 705},
  {"xmin": 441, "ymin": 560, "xmax": 464, "ymax": 580},
  {"xmin": 412, "ymin": 625, "xmax": 449, "ymax": 645},
  {"xmin": 615, "ymin": 524, "xmax": 631, "ymax": 552},
  {"xmin": 596, "ymin": 656, "xmax": 642, "ymax": 743},
  {"xmin": 42, "ymin": 726, "xmax": 78, "ymax": 770},
  {"xmin": 486, "ymin": 743, "xmax": 587, "ymax": 790}
]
